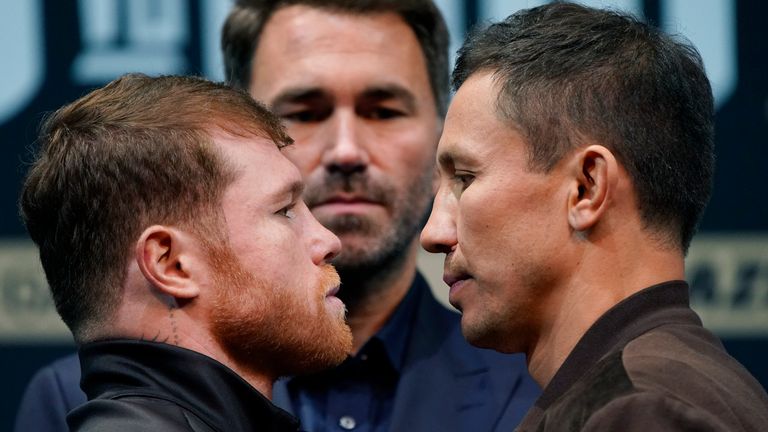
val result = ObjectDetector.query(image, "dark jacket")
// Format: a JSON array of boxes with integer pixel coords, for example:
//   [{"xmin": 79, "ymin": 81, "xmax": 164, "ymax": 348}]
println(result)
[
  {"xmin": 517, "ymin": 281, "xmax": 768, "ymax": 432},
  {"xmin": 67, "ymin": 340, "xmax": 299, "ymax": 432}
]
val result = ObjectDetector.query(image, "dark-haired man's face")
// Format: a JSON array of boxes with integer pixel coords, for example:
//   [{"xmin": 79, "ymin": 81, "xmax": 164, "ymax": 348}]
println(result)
[
  {"xmin": 249, "ymin": 5, "xmax": 440, "ymax": 275},
  {"xmin": 421, "ymin": 72, "xmax": 569, "ymax": 353}
]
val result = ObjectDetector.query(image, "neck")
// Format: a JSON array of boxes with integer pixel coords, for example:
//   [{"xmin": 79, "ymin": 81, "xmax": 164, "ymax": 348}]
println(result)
[
  {"xmin": 525, "ymin": 236, "xmax": 684, "ymax": 388},
  {"xmin": 108, "ymin": 296, "xmax": 276, "ymax": 398},
  {"xmin": 216, "ymin": 355, "xmax": 275, "ymax": 399},
  {"xmin": 338, "ymin": 241, "xmax": 418, "ymax": 353}
]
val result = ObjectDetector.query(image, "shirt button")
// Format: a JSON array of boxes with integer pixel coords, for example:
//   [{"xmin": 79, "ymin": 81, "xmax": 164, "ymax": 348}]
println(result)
[{"xmin": 339, "ymin": 415, "xmax": 356, "ymax": 430}]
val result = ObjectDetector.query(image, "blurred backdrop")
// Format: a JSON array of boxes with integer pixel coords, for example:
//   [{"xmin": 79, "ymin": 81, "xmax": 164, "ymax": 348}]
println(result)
[{"xmin": 1, "ymin": 0, "xmax": 766, "ymax": 429}]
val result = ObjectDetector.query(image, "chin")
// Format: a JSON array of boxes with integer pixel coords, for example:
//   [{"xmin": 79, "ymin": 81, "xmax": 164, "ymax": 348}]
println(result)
[
  {"xmin": 295, "ymin": 320, "xmax": 353, "ymax": 374},
  {"xmin": 461, "ymin": 319, "xmax": 513, "ymax": 352}
]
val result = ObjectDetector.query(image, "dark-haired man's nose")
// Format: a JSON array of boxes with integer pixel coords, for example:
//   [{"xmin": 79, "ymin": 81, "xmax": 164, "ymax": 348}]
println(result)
[{"xmin": 420, "ymin": 186, "xmax": 458, "ymax": 255}]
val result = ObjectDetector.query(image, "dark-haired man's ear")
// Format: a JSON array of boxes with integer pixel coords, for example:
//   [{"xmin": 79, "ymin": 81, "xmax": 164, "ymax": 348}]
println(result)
[
  {"xmin": 135, "ymin": 226, "xmax": 201, "ymax": 300},
  {"xmin": 567, "ymin": 145, "xmax": 618, "ymax": 232}
]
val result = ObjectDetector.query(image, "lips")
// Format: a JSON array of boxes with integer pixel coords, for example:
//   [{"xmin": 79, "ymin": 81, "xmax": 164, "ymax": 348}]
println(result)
[
  {"xmin": 326, "ymin": 284, "xmax": 340, "ymax": 297},
  {"xmin": 443, "ymin": 269, "xmax": 472, "ymax": 309},
  {"xmin": 313, "ymin": 194, "xmax": 381, "ymax": 208},
  {"xmin": 443, "ymin": 272, "xmax": 470, "ymax": 288}
]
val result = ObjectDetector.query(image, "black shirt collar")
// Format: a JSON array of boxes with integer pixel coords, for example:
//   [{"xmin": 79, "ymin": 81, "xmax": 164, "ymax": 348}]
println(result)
[
  {"xmin": 78, "ymin": 339, "xmax": 299, "ymax": 431},
  {"xmin": 369, "ymin": 272, "xmax": 424, "ymax": 372}
]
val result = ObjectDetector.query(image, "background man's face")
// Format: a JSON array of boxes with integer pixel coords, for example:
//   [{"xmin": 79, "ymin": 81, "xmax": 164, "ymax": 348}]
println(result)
[
  {"xmin": 249, "ymin": 5, "xmax": 440, "ymax": 273},
  {"xmin": 207, "ymin": 133, "xmax": 352, "ymax": 376},
  {"xmin": 421, "ymin": 73, "xmax": 570, "ymax": 353}
]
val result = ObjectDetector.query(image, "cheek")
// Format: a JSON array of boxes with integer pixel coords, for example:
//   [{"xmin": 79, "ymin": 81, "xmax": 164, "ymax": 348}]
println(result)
[
  {"xmin": 457, "ymin": 187, "xmax": 505, "ymax": 250},
  {"xmin": 282, "ymin": 123, "xmax": 329, "ymax": 174},
  {"xmin": 456, "ymin": 188, "xmax": 524, "ymax": 283},
  {"xmin": 236, "ymin": 226, "xmax": 303, "ymax": 267},
  {"xmin": 374, "ymin": 120, "xmax": 437, "ymax": 164}
]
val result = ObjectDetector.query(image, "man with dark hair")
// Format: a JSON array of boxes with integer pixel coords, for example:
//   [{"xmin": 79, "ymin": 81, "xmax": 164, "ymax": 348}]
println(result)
[
  {"xmin": 19, "ymin": 73, "xmax": 352, "ymax": 431},
  {"xmin": 16, "ymin": 1, "xmax": 538, "ymax": 432},
  {"xmin": 421, "ymin": 3, "xmax": 768, "ymax": 431}
]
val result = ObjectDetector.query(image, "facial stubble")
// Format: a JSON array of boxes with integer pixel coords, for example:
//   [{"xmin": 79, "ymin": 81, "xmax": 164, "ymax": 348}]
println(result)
[
  {"xmin": 306, "ymin": 163, "xmax": 435, "ymax": 287},
  {"xmin": 208, "ymin": 244, "xmax": 352, "ymax": 379}
]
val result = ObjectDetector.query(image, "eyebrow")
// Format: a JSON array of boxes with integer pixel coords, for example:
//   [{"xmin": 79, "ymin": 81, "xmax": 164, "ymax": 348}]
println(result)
[
  {"xmin": 271, "ymin": 179, "xmax": 305, "ymax": 202},
  {"xmin": 267, "ymin": 179, "xmax": 304, "ymax": 207},
  {"xmin": 437, "ymin": 151, "xmax": 454, "ymax": 168},
  {"xmin": 360, "ymin": 84, "xmax": 417, "ymax": 112},
  {"xmin": 438, "ymin": 146, "xmax": 479, "ymax": 169},
  {"xmin": 269, "ymin": 84, "xmax": 417, "ymax": 111},
  {"xmin": 270, "ymin": 87, "xmax": 330, "ymax": 108}
]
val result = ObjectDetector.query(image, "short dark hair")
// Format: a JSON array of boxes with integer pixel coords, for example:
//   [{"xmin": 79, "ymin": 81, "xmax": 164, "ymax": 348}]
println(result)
[
  {"xmin": 221, "ymin": 0, "xmax": 450, "ymax": 116},
  {"xmin": 19, "ymin": 74, "xmax": 292, "ymax": 341},
  {"xmin": 453, "ymin": 2, "xmax": 714, "ymax": 252}
]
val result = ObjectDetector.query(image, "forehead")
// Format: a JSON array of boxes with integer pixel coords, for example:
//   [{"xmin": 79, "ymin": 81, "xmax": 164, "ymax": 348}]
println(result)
[
  {"xmin": 249, "ymin": 5, "xmax": 433, "ymax": 103},
  {"xmin": 439, "ymin": 73, "xmax": 528, "ymax": 167},
  {"xmin": 213, "ymin": 132, "xmax": 302, "ymax": 196}
]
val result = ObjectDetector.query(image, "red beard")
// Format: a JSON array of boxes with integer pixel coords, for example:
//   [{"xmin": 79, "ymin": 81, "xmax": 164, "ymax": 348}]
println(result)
[{"xmin": 207, "ymin": 243, "xmax": 352, "ymax": 379}]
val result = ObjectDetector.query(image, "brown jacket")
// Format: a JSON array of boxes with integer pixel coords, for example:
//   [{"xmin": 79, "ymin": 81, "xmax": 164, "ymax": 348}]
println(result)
[{"xmin": 517, "ymin": 281, "xmax": 768, "ymax": 432}]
